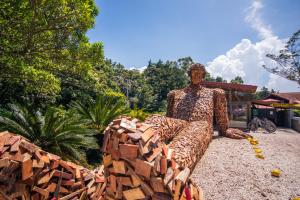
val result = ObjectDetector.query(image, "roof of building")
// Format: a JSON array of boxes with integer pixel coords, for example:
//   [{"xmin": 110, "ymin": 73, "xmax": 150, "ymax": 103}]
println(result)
[
  {"xmin": 265, "ymin": 92, "xmax": 300, "ymax": 103},
  {"xmin": 251, "ymin": 99, "xmax": 279, "ymax": 108},
  {"xmin": 201, "ymin": 81, "xmax": 257, "ymax": 93},
  {"xmin": 252, "ymin": 96, "xmax": 300, "ymax": 109}
]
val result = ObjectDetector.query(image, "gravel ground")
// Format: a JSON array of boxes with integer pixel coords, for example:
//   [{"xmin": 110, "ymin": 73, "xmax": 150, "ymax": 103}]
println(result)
[{"xmin": 190, "ymin": 128, "xmax": 300, "ymax": 200}]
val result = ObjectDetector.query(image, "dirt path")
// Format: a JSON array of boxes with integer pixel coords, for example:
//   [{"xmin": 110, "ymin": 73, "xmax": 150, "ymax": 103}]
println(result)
[{"xmin": 190, "ymin": 128, "xmax": 300, "ymax": 200}]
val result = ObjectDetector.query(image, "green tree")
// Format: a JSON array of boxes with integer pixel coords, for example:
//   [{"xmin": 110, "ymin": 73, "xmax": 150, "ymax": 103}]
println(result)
[
  {"xmin": 107, "ymin": 59, "xmax": 155, "ymax": 111},
  {"xmin": 0, "ymin": 103, "xmax": 97, "ymax": 164},
  {"xmin": 177, "ymin": 57, "xmax": 194, "ymax": 74},
  {"xmin": 255, "ymin": 86, "xmax": 271, "ymax": 99},
  {"xmin": 0, "ymin": 0, "xmax": 104, "ymax": 107},
  {"xmin": 230, "ymin": 76, "xmax": 244, "ymax": 84},
  {"xmin": 144, "ymin": 60, "xmax": 189, "ymax": 111},
  {"xmin": 263, "ymin": 29, "xmax": 300, "ymax": 84},
  {"xmin": 215, "ymin": 76, "xmax": 227, "ymax": 83},
  {"xmin": 204, "ymin": 72, "xmax": 215, "ymax": 82}
]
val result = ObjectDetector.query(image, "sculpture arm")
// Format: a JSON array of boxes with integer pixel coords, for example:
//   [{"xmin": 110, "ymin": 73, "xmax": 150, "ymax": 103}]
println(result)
[
  {"xmin": 213, "ymin": 88, "xmax": 229, "ymax": 135},
  {"xmin": 166, "ymin": 90, "xmax": 175, "ymax": 117},
  {"xmin": 214, "ymin": 89, "xmax": 247, "ymax": 139}
]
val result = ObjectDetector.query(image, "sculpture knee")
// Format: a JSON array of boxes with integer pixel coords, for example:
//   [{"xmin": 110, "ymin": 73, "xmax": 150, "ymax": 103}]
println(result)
[
  {"xmin": 145, "ymin": 114, "xmax": 188, "ymax": 143},
  {"xmin": 169, "ymin": 122, "xmax": 212, "ymax": 169}
]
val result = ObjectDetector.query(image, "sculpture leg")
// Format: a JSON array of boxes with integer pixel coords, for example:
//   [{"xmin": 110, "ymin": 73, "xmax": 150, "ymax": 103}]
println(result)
[
  {"xmin": 169, "ymin": 121, "xmax": 212, "ymax": 169},
  {"xmin": 145, "ymin": 114, "xmax": 189, "ymax": 143}
]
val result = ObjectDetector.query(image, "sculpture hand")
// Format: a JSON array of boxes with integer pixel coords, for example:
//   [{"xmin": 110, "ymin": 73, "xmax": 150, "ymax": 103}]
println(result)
[{"xmin": 225, "ymin": 128, "xmax": 250, "ymax": 139}]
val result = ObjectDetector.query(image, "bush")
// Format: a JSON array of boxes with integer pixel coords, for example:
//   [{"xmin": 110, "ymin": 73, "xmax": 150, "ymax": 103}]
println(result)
[
  {"xmin": 0, "ymin": 103, "xmax": 98, "ymax": 165},
  {"xmin": 294, "ymin": 109, "xmax": 300, "ymax": 117},
  {"xmin": 128, "ymin": 108, "xmax": 149, "ymax": 121}
]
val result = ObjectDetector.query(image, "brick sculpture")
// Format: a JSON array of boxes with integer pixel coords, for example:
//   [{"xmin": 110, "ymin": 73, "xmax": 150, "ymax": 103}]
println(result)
[
  {"xmin": 146, "ymin": 63, "xmax": 247, "ymax": 169},
  {"xmin": 99, "ymin": 64, "xmax": 247, "ymax": 199}
]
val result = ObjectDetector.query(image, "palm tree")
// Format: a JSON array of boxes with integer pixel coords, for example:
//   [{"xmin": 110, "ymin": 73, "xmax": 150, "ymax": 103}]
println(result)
[
  {"xmin": 71, "ymin": 94, "xmax": 129, "ymax": 133},
  {"xmin": 0, "ymin": 103, "xmax": 98, "ymax": 164}
]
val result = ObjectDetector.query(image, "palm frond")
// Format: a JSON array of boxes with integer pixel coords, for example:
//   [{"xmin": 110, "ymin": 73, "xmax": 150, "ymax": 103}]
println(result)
[
  {"xmin": 72, "ymin": 94, "xmax": 129, "ymax": 133},
  {"xmin": 0, "ymin": 103, "xmax": 97, "ymax": 164}
]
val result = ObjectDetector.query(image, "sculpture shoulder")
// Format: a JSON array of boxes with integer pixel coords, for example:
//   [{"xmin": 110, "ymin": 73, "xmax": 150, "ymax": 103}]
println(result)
[
  {"xmin": 167, "ymin": 89, "xmax": 183, "ymax": 98},
  {"xmin": 212, "ymin": 88, "xmax": 226, "ymax": 96}
]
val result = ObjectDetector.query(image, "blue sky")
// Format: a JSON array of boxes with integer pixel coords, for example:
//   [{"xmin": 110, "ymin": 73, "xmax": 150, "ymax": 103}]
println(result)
[{"xmin": 87, "ymin": 0, "xmax": 300, "ymax": 91}]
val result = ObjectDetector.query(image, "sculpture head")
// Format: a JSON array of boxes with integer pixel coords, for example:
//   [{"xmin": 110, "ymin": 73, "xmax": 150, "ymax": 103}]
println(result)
[{"xmin": 188, "ymin": 63, "xmax": 206, "ymax": 85}]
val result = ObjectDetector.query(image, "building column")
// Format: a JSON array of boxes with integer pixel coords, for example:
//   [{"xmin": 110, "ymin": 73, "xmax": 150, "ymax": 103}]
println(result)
[{"xmin": 228, "ymin": 90, "xmax": 233, "ymax": 120}]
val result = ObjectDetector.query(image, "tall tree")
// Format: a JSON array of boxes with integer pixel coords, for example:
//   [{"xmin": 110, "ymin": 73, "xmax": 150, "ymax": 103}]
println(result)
[
  {"xmin": 215, "ymin": 76, "xmax": 227, "ymax": 83},
  {"xmin": 204, "ymin": 72, "xmax": 216, "ymax": 82},
  {"xmin": 255, "ymin": 86, "xmax": 271, "ymax": 99},
  {"xmin": 0, "ymin": 0, "xmax": 104, "ymax": 107},
  {"xmin": 263, "ymin": 29, "xmax": 300, "ymax": 84},
  {"xmin": 177, "ymin": 57, "xmax": 194, "ymax": 73},
  {"xmin": 144, "ymin": 60, "xmax": 188, "ymax": 112},
  {"xmin": 106, "ymin": 59, "xmax": 155, "ymax": 110}
]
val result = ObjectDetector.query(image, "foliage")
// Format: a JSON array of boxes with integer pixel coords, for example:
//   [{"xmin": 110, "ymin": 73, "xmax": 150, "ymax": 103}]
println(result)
[
  {"xmin": 177, "ymin": 57, "xmax": 194, "ymax": 74},
  {"xmin": 204, "ymin": 72, "xmax": 215, "ymax": 82},
  {"xmin": 128, "ymin": 108, "xmax": 149, "ymax": 121},
  {"xmin": 263, "ymin": 29, "xmax": 300, "ymax": 84},
  {"xmin": 294, "ymin": 109, "xmax": 300, "ymax": 117},
  {"xmin": 0, "ymin": 103, "xmax": 97, "ymax": 164},
  {"xmin": 230, "ymin": 76, "xmax": 244, "ymax": 84},
  {"xmin": 255, "ymin": 86, "xmax": 276, "ymax": 99},
  {"xmin": 105, "ymin": 57, "xmax": 194, "ymax": 113},
  {"xmin": 0, "ymin": 0, "xmax": 105, "ymax": 107},
  {"xmin": 71, "ymin": 93, "xmax": 129, "ymax": 133},
  {"xmin": 106, "ymin": 59, "xmax": 155, "ymax": 111},
  {"xmin": 205, "ymin": 75, "xmax": 243, "ymax": 84},
  {"xmin": 215, "ymin": 76, "xmax": 227, "ymax": 83},
  {"xmin": 144, "ymin": 59, "xmax": 189, "ymax": 111}
]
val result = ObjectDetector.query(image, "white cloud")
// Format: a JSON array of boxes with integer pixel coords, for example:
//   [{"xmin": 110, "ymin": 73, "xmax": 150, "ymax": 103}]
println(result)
[
  {"xmin": 207, "ymin": 0, "xmax": 299, "ymax": 92},
  {"xmin": 207, "ymin": 36, "xmax": 285, "ymax": 87},
  {"xmin": 130, "ymin": 65, "xmax": 147, "ymax": 72},
  {"xmin": 245, "ymin": 0, "xmax": 273, "ymax": 39},
  {"xmin": 267, "ymin": 74, "xmax": 299, "ymax": 92}
]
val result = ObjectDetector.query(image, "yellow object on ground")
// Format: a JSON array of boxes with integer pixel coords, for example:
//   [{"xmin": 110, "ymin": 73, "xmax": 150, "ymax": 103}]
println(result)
[
  {"xmin": 250, "ymin": 139, "xmax": 259, "ymax": 145},
  {"xmin": 255, "ymin": 148, "xmax": 262, "ymax": 153},
  {"xmin": 256, "ymin": 154, "xmax": 264, "ymax": 159},
  {"xmin": 271, "ymin": 169, "xmax": 281, "ymax": 177},
  {"xmin": 248, "ymin": 137, "xmax": 259, "ymax": 145},
  {"xmin": 292, "ymin": 197, "xmax": 300, "ymax": 200}
]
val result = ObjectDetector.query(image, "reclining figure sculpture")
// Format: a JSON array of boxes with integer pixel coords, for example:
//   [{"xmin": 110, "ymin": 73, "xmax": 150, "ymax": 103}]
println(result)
[{"xmin": 146, "ymin": 63, "xmax": 247, "ymax": 169}]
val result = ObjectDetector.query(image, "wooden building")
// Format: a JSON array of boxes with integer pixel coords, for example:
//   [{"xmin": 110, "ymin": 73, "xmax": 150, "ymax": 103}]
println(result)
[
  {"xmin": 251, "ymin": 92, "xmax": 300, "ymax": 128},
  {"xmin": 201, "ymin": 81, "xmax": 257, "ymax": 128}
]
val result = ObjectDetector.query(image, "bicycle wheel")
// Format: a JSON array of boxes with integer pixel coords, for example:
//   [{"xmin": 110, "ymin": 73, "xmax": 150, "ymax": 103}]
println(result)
[
  {"xmin": 248, "ymin": 122, "xmax": 258, "ymax": 132},
  {"xmin": 264, "ymin": 119, "xmax": 276, "ymax": 133}
]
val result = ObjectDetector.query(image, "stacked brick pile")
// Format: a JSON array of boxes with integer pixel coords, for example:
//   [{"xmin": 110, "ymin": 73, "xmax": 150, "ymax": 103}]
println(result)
[
  {"xmin": 0, "ymin": 131, "xmax": 106, "ymax": 200},
  {"xmin": 102, "ymin": 117, "xmax": 202, "ymax": 200},
  {"xmin": 0, "ymin": 117, "xmax": 203, "ymax": 200}
]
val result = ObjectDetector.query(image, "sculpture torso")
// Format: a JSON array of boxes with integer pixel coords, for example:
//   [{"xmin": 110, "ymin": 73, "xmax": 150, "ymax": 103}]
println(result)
[
  {"xmin": 166, "ymin": 84, "xmax": 230, "ymax": 135},
  {"xmin": 146, "ymin": 82, "xmax": 245, "ymax": 168},
  {"xmin": 170, "ymin": 86, "xmax": 214, "ymax": 123}
]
